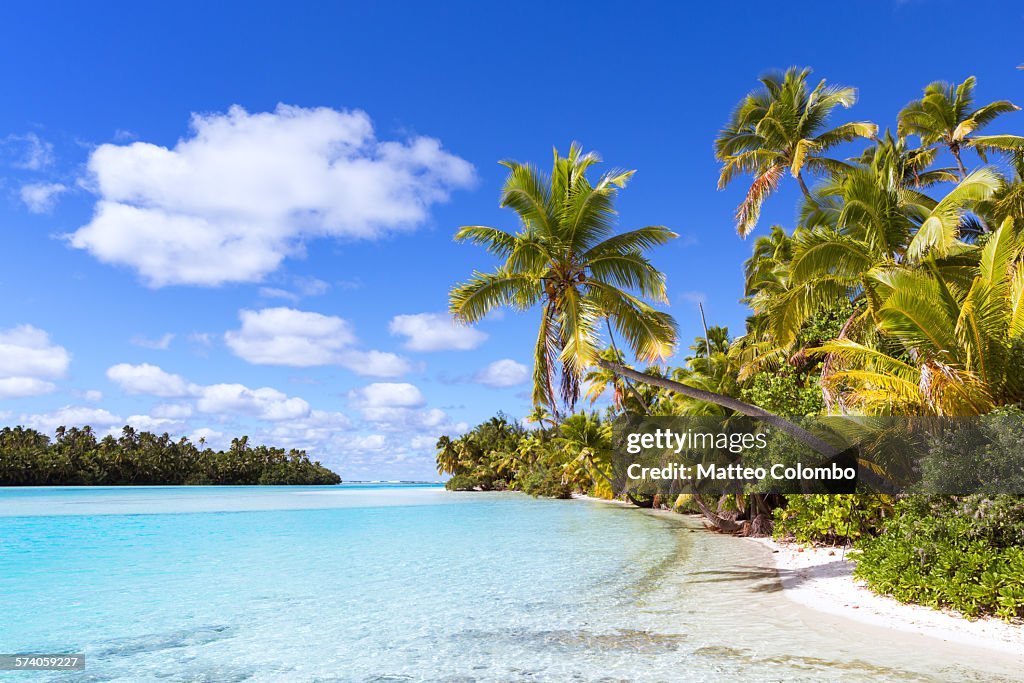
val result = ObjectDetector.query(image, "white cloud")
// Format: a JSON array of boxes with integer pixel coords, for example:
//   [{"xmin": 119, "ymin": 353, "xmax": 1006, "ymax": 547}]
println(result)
[
  {"xmin": 105, "ymin": 360, "xmax": 321, "ymax": 423},
  {"xmin": 106, "ymin": 363, "xmax": 196, "ymax": 397},
  {"xmin": 389, "ymin": 312, "xmax": 487, "ymax": 351},
  {"xmin": 0, "ymin": 378, "xmax": 57, "ymax": 399},
  {"xmin": 5, "ymin": 133, "xmax": 54, "ymax": 170},
  {"xmin": 225, "ymin": 307, "xmax": 354, "ymax": 365},
  {"xmin": 151, "ymin": 403, "xmax": 193, "ymax": 419},
  {"xmin": 130, "ymin": 332, "xmax": 174, "ymax": 350},
  {"xmin": 20, "ymin": 182, "xmax": 67, "ymax": 213},
  {"xmin": 196, "ymin": 384, "xmax": 310, "ymax": 421},
  {"xmin": 82, "ymin": 390, "xmax": 104, "ymax": 402},
  {"xmin": 225, "ymin": 307, "xmax": 410, "ymax": 376},
  {"xmin": 294, "ymin": 277, "xmax": 330, "ymax": 296},
  {"xmin": 410, "ymin": 434, "xmax": 438, "ymax": 450},
  {"xmin": 123, "ymin": 414, "xmax": 185, "ymax": 433},
  {"xmin": 474, "ymin": 359, "xmax": 529, "ymax": 387},
  {"xmin": 0, "ymin": 325, "xmax": 70, "ymax": 399},
  {"xmin": 68, "ymin": 104, "xmax": 475, "ymax": 286},
  {"xmin": 21, "ymin": 406, "xmax": 122, "ymax": 434},
  {"xmin": 339, "ymin": 350, "xmax": 411, "ymax": 378},
  {"xmin": 356, "ymin": 382, "xmax": 425, "ymax": 408},
  {"xmin": 350, "ymin": 434, "xmax": 387, "ymax": 451},
  {"xmin": 188, "ymin": 332, "xmax": 213, "ymax": 347},
  {"xmin": 258, "ymin": 409, "xmax": 352, "ymax": 450}
]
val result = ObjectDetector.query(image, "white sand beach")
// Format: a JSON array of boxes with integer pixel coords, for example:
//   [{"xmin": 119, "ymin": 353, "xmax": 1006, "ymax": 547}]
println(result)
[
  {"xmin": 746, "ymin": 535, "xmax": 1024, "ymax": 656},
  {"xmin": 574, "ymin": 495, "xmax": 1024, "ymax": 657}
]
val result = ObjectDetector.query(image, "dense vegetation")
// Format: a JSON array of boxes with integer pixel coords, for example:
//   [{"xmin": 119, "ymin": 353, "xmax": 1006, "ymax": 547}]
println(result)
[
  {"xmin": 0, "ymin": 426, "xmax": 341, "ymax": 485},
  {"xmin": 439, "ymin": 68, "xmax": 1024, "ymax": 619}
]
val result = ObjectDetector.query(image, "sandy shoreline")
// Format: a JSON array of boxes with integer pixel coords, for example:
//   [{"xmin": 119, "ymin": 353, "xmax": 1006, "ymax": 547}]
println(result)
[
  {"xmin": 746, "ymin": 535, "xmax": 1024, "ymax": 656},
  {"xmin": 573, "ymin": 494, "xmax": 1024, "ymax": 656}
]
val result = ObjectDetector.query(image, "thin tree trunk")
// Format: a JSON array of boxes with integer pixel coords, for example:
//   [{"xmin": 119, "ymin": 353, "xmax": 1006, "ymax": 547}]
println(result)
[
  {"xmin": 698, "ymin": 302, "xmax": 712, "ymax": 360},
  {"xmin": 597, "ymin": 357, "xmax": 897, "ymax": 494},
  {"xmin": 796, "ymin": 172, "xmax": 813, "ymax": 201},
  {"xmin": 692, "ymin": 492, "xmax": 744, "ymax": 533},
  {"xmin": 595, "ymin": 358, "xmax": 839, "ymax": 457},
  {"xmin": 951, "ymin": 146, "xmax": 968, "ymax": 179}
]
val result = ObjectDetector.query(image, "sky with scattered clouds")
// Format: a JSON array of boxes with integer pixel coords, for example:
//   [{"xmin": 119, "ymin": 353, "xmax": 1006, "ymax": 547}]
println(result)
[{"xmin": 1, "ymin": 1, "xmax": 1021, "ymax": 479}]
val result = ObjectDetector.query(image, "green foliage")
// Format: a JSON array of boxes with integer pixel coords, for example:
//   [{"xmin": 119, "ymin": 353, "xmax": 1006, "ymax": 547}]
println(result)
[
  {"xmin": 444, "ymin": 474, "xmax": 480, "ymax": 491},
  {"xmin": 773, "ymin": 494, "xmax": 890, "ymax": 545},
  {"xmin": 436, "ymin": 411, "xmax": 610, "ymax": 498},
  {"xmin": 918, "ymin": 409, "xmax": 1024, "ymax": 495},
  {"xmin": 0, "ymin": 426, "xmax": 341, "ymax": 486},
  {"xmin": 741, "ymin": 367, "xmax": 824, "ymax": 416},
  {"xmin": 519, "ymin": 466, "xmax": 573, "ymax": 499},
  {"xmin": 449, "ymin": 143, "xmax": 678, "ymax": 411},
  {"xmin": 854, "ymin": 496, "xmax": 1024, "ymax": 620}
]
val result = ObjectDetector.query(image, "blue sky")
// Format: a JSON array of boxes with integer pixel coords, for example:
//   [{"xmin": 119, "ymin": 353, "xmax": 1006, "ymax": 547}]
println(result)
[{"xmin": 1, "ymin": 1, "xmax": 1021, "ymax": 480}]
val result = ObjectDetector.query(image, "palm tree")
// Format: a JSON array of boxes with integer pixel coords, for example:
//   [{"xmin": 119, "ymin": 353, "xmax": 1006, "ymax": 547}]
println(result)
[
  {"xmin": 898, "ymin": 76, "xmax": 1024, "ymax": 179},
  {"xmin": 715, "ymin": 66, "xmax": 877, "ymax": 236},
  {"xmin": 850, "ymin": 130, "xmax": 959, "ymax": 189},
  {"xmin": 582, "ymin": 348, "xmax": 628, "ymax": 409},
  {"xmin": 452, "ymin": 145, "xmax": 850, "ymax": 460},
  {"xmin": 814, "ymin": 219, "xmax": 1024, "ymax": 415},
  {"xmin": 977, "ymin": 152, "xmax": 1024, "ymax": 229},
  {"xmin": 524, "ymin": 405, "xmax": 556, "ymax": 430},
  {"xmin": 743, "ymin": 225, "xmax": 793, "ymax": 297},
  {"xmin": 435, "ymin": 435, "xmax": 460, "ymax": 476},
  {"xmin": 449, "ymin": 143, "xmax": 678, "ymax": 410},
  {"xmin": 745, "ymin": 165, "xmax": 1000, "ymax": 360}
]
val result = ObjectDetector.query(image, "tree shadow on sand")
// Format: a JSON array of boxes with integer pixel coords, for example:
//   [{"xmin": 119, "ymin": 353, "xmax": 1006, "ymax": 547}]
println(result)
[{"xmin": 686, "ymin": 559, "xmax": 852, "ymax": 593}]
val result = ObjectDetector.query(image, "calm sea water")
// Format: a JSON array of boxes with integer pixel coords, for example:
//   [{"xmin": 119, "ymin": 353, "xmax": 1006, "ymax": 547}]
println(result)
[{"xmin": 0, "ymin": 485, "xmax": 1019, "ymax": 682}]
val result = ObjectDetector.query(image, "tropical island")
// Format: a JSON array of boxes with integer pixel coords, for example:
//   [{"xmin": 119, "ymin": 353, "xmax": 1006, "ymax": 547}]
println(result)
[
  {"xmin": 434, "ymin": 68, "xmax": 1024, "ymax": 625},
  {"xmin": 0, "ymin": 425, "xmax": 341, "ymax": 485}
]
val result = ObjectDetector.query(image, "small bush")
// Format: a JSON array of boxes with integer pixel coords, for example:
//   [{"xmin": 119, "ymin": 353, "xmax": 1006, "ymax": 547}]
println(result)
[
  {"xmin": 520, "ymin": 467, "xmax": 573, "ymax": 499},
  {"xmin": 444, "ymin": 474, "xmax": 480, "ymax": 491},
  {"xmin": 854, "ymin": 496, "xmax": 1024, "ymax": 621},
  {"xmin": 773, "ymin": 494, "xmax": 890, "ymax": 545}
]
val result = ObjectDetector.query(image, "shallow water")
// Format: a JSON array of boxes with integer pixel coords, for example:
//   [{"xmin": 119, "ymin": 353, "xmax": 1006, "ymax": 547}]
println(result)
[{"xmin": 0, "ymin": 485, "xmax": 1018, "ymax": 682}]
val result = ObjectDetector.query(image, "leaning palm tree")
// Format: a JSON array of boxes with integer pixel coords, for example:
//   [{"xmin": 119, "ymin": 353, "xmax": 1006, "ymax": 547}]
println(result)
[
  {"xmin": 449, "ymin": 143, "xmax": 678, "ymax": 410},
  {"xmin": 715, "ymin": 66, "xmax": 877, "ymax": 236},
  {"xmin": 451, "ymin": 145, "xmax": 851, "ymax": 460},
  {"xmin": 898, "ymin": 76, "xmax": 1024, "ymax": 178}
]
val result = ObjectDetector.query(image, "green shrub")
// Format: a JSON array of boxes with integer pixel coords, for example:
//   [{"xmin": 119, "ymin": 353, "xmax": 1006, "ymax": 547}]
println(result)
[
  {"xmin": 854, "ymin": 496, "xmax": 1024, "ymax": 621},
  {"xmin": 773, "ymin": 494, "xmax": 890, "ymax": 545},
  {"xmin": 520, "ymin": 467, "xmax": 573, "ymax": 499},
  {"xmin": 444, "ymin": 473, "xmax": 480, "ymax": 491}
]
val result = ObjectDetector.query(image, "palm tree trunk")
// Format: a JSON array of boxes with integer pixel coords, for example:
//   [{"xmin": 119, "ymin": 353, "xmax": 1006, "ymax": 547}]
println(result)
[
  {"xmin": 795, "ymin": 172, "xmax": 813, "ymax": 200},
  {"xmin": 951, "ymin": 146, "xmax": 968, "ymax": 179},
  {"xmin": 594, "ymin": 358, "xmax": 840, "ymax": 457},
  {"xmin": 691, "ymin": 492, "xmax": 744, "ymax": 533}
]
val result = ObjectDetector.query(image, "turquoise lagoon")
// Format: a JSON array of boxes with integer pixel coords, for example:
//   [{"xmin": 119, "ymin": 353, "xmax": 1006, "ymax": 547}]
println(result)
[{"xmin": 0, "ymin": 485, "xmax": 1019, "ymax": 682}]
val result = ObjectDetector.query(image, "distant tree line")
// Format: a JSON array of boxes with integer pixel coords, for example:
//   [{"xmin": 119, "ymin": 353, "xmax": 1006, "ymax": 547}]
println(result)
[{"xmin": 0, "ymin": 425, "xmax": 342, "ymax": 485}]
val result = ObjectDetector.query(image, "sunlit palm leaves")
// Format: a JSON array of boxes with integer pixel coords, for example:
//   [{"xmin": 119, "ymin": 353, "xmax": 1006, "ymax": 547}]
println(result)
[
  {"xmin": 898, "ymin": 76, "xmax": 1024, "ymax": 177},
  {"xmin": 815, "ymin": 219, "xmax": 1024, "ymax": 415},
  {"xmin": 715, "ymin": 66, "xmax": 877, "ymax": 236},
  {"xmin": 450, "ymin": 143, "xmax": 678, "ymax": 410}
]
